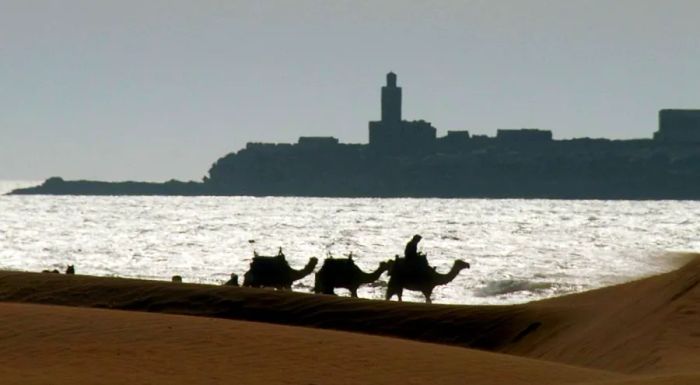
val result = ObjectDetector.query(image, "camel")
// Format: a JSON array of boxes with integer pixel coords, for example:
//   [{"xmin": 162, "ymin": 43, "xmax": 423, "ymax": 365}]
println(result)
[
  {"xmin": 243, "ymin": 250, "xmax": 318, "ymax": 290},
  {"xmin": 313, "ymin": 255, "xmax": 390, "ymax": 297},
  {"xmin": 386, "ymin": 257, "xmax": 470, "ymax": 304}
]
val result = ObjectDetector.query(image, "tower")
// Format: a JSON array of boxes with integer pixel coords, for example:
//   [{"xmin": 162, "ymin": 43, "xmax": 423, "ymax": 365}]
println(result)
[
  {"xmin": 381, "ymin": 72, "xmax": 401, "ymax": 124},
  {"xmin": 370, "ymin": 72, "xmax": 436, "ymax": 155}
]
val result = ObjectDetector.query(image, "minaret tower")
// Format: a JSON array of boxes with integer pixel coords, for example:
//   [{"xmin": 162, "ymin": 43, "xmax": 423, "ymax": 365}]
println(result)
[{"xmin": 381, "ymin": 72, "xmax": 402, "ymax": 124}]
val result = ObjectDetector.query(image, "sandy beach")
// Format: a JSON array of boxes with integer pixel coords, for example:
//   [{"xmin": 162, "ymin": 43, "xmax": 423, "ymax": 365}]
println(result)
[{"xmin": 0, "ymin": 254, "xmax": 698, "ymax": 385}]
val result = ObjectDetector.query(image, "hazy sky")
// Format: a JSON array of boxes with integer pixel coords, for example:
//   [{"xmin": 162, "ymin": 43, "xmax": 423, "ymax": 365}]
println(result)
[{"xmin": 2, "ymin": 0, "xmax": 700, "ymax": 181}]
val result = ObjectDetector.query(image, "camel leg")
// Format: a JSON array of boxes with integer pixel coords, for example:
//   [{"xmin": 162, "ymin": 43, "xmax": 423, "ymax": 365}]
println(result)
[
  {"xmin": 386, "ymin": 286, "xmax": 398, "ymax": 301},
  {"xmin": 350, "ymin": 288, "xmax": 358, "ymax": 298},
  {"xmin": 423, "ymin": 290, "xmax": 432, "ymax": 304}
]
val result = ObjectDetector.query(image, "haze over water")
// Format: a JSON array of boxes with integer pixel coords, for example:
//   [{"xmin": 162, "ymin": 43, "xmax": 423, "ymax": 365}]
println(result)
[{"xmin": 1, "ymin": 181, "xmax": 698, "ymax": 304}]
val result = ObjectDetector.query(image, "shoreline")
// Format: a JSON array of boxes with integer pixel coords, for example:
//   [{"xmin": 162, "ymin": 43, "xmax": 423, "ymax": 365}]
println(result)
[{"xmin": 11, "ymin": 177, "xmax": 700, "ymax": 200}]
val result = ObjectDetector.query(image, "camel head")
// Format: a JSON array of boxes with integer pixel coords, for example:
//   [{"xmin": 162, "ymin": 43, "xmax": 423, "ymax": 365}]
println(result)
[
  {"xmin": 307, "ymin": 257, "xmax": 319, "ymax": 269},
  {"xmin": 291, "ymin": 257, "xmax": 319, "ymax": 282},
  {"xmin": 378, "ymin": 260, "xmax": 391, "ymax": 273},
  {"xmin": 361, "ymin": 260, "xmax": 392, "ymax": 283},
  {"xmin": 454, "ymin": 260, "xmax": 470, "ymax": 271}
]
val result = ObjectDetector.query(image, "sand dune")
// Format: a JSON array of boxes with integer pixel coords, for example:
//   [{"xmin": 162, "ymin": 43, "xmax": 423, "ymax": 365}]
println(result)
[
  {"xmin": 0, "ymin": 302, "xmax": 620, "ymax": 385},
  {"xmin": 0, "ymin": 254, "xmax": 698, "ymax": 384},
  {"xmin": 586, "ymin": 375, "xmax": 700, "ymax": 385},
  {"xmin": 508, "ymin": 254, "xmax": 700, "ymax": 374}
]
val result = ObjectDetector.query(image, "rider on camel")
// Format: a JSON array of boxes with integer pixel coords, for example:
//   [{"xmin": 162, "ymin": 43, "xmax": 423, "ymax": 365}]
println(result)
[{"xmin": 404, "ymin": 234, "xmax": 430, "ymax": 271}]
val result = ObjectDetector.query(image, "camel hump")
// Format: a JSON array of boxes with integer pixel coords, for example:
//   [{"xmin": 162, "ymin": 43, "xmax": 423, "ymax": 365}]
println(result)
[
  {"xmin": 251, "ymin": 255, "xmax": 291, "ymax": 268},
  {"xmin": 321, "ymin": 256, "xmax": 357, "ymax": 269},
  {"xmin": 250, "ymin": 249, "xmax": 286, "ymax": 261},
  {"xmin": 319, "ymin": 257, "xmax": 362, "ymax": 283},
  {"xmin": 244, "ymin": 254, "xmax": 294, "ymax": 286}
]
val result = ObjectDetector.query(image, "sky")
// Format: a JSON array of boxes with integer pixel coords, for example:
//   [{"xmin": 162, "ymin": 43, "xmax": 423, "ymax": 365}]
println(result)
[{"xmin": 2, "ymin": 0, "xmax": 700, "ymax": 182}]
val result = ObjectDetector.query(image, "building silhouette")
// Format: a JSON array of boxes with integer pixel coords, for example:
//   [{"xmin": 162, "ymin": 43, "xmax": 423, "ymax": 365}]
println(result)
[
  {"xmin": 369, "ymin": 72, "xmax": 437, "ymax": 155},
  {"xmin": 16, "ymin": 71, "xmax": 700, "ymax": 199},
  {"xmin": 497, "ymin": 129, "xmax": 552, "ymax": 143},
  {"xmin": 654, "ymin": 109, "xmax": 700, "ymax": 143}
]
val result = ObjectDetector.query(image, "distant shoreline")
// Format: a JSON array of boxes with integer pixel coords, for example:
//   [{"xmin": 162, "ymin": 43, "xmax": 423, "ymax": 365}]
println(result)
[{"xmin": 9, "ymin": 176, "xmax": 700, "ymax": 200}]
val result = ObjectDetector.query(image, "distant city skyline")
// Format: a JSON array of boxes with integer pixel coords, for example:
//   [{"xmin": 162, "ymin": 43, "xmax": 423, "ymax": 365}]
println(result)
[{"xmin": 2, "ymin": 0, "xmax": 700, "ymax": 181}]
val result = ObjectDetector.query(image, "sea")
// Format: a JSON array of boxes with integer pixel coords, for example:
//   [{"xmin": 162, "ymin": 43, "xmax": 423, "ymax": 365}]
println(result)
[{"xmin": 1, "ymin": 180, "xmax": 698, "ymax": 305}]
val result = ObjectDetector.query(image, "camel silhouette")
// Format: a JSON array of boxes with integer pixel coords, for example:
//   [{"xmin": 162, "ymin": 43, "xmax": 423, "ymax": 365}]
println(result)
[
  {"xmin": 386, "ymin": 257, "xmax": 470, "ymax": 304},
  {"xmin": 313, "ymin": 255, "xmax": 390, "ymax": 297},
  {"xmin": 243, "ymin": 250, "xmax": 318, "ymax": 290}
]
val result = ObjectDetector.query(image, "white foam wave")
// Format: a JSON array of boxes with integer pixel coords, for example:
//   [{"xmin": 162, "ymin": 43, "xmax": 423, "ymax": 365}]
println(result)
[{"xmin": 474, "ymin": 279, "xmax": 554, "ymax": 297}]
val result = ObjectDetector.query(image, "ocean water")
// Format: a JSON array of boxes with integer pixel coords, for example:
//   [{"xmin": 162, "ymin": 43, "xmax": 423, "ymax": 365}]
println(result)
[{"xmin": 1, "ymin": 180, "xmax": 698, "ymax": 305}]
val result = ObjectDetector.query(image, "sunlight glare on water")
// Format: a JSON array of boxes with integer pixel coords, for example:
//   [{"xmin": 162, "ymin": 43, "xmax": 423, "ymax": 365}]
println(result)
[{"xmin": 1, "ymin": 183, "xmax": 698, "ymax": 305}]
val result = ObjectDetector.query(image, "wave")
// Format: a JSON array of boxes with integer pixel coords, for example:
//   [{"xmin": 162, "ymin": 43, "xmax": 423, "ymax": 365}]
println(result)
[{"xmin": 474, "ymin": 279, "xmax": 554, "ymax": 297}]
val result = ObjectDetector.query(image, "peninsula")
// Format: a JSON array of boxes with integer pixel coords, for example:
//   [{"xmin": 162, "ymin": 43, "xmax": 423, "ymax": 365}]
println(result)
[{"xmin": 11, "ymin": 73, "xmax": 700, "ymax": 199}]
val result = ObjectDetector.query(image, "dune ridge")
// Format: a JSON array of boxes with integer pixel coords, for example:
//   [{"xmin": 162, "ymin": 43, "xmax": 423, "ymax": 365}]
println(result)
[
  {"xmin": 0, "ymin": 269, "xmax": 554, "ymax": 350},
  {"xmin": 0, "ymin": 254, "xmax": 698, "ymax": 384},
  {"xmin": 507, "ymin": 253, "xmax": 700, "ymax": 374},
  {"xmin": 0, "ymin": 302, "xmax": 622, "ymax": 385}
]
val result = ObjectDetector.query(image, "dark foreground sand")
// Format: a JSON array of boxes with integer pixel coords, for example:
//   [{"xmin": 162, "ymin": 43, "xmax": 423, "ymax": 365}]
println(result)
[{"xmin": 0, "ymin": 254, "xmax": 698, "ymax": 384}]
